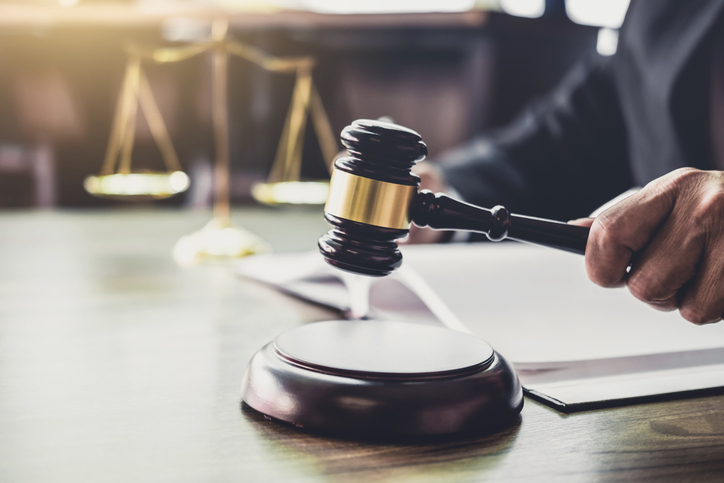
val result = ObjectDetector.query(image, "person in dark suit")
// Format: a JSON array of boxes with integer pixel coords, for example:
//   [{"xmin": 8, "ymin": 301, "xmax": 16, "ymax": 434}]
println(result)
[{"xmin": 411, "ymin": 0, "xmax": 724, "ymax": 324}]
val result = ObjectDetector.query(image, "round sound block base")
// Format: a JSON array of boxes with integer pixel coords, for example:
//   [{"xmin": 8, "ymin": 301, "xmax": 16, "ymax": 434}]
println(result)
[{"xmin": 241, "ymin": 321, "xmax": 523, "ymax": 437}]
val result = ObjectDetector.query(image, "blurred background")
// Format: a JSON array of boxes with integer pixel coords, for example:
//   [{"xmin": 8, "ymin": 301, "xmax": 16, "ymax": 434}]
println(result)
[{"xmin": 0, "ymin": 0, "xmax": 629, "ymax": 209}]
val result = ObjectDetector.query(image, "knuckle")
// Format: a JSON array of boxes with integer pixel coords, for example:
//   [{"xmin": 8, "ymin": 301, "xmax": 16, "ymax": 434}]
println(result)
[
  {"xmin": 695, "ymin": 189, "xmax": 724, "ymax": 221},
  {"xmin": 666, "ymin": 167, "xmax": 700, "ymax": 188},
  {"xmin": 586, "ymin": 269, "xmax": 607, "ymax": 288},
  {"xmin": 679, "ymin": 305, "xmax": 720, "ymax": 325},
  {"xmin": 653, "ymin": 167, "xmax": 701, "ymax": 203},
  {"xmin": 626, "ymin": 275, "xmax": 664, "ymax": 304},
  {"xmin": 587, "ymin": 266, "xmax": 624, "ymax": 289},
  {"xmin": 586, "ymin": 217, "xmax": 628, "ymax": 288},
  {"xmin": 590, "ymin": 214, "xmax": 621, "ymax": 248},
  {"xmin": 650, "ymin": 300, "xmax": 678, "ymax": 312}
]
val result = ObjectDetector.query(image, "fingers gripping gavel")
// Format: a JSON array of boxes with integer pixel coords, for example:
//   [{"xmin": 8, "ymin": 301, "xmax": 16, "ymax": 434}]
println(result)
[
  {"xmin": 319, "ymin": 120, "xmax": 724, "ymax": 325},
  {"xmin": 579, "ymin": 168, "xmax": 724, "ymax": 325}
]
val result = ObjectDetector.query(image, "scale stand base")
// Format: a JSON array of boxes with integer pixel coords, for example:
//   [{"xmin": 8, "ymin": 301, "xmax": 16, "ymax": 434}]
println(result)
[
  {"xmin": 173, "ymin": 218, "xmax": 271, "ymax": 266},
  {"xmin": 241, "ymin": 320, "xmax": 523, "ymax": 438}
]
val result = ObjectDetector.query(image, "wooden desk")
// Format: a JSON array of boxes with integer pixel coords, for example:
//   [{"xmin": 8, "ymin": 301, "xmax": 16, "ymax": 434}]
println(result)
[{"xmin": 0, "ymin": 209, "xmax": 722, "ymax": 481}]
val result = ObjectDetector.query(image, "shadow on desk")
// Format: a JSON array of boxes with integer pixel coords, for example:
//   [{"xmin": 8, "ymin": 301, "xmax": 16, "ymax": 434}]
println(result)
[{"xmin": 241, "ymin": 402, "xmax": 520, "ymax": 475}]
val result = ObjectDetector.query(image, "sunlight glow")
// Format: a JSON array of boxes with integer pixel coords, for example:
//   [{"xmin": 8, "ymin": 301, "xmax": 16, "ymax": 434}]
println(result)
[
  {"xmin": 499, "ymin": 0, "xmax": 545, "ymax": 19},
  {"xmin": 566, "ymin": 0, "xmax": 630, "ymax": 29},
  {"xmin": 84, "ymin": 171, "xmax": 189, "ymax": 199},
  {"xmin": 300, "ymin": 0, "xmax": 475, "ymax": 14},
  {"xmin": 596, "ymin": 27, "xmax": 619, "ymax": 56}
]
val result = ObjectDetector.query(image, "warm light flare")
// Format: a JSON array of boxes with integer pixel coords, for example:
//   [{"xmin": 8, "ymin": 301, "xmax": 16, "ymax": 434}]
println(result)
[
  {"xmin": 566, "ymin": 0, "xmax": 630, "ymax": 28},
  {"xmin": 252, "ymin": 181, "xmax": 329, "ymax": 206},
  {"xmin": 173, "ymin": 219, "xmax": 271, "ymax": 266},
  {"xmin": 84, "ymin": 171, "xmax": 190, "ymax": 200},
  {"xmin": 300, "ymin": 0, "xmax": 475, "ymax": 14},
  {"xmin": 500, "ymin": 0, "xmax": 545, "ymax": 18}
]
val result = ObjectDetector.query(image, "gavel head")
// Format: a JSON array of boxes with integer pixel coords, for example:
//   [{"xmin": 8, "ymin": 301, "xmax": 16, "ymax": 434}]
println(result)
[{"xmin": 318, "ymin": 119, "xmax": 427, "ymax": 276}]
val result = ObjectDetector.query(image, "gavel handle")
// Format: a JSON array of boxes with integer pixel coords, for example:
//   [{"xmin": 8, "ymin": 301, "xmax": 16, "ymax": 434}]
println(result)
[{"xmin": 410, "ymin": 191, "xmax": 589, "ymax": 255}]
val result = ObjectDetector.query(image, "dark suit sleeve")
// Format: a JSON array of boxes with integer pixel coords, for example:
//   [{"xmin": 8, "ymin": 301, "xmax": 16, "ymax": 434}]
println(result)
[{"xmin": 437, "ymin": 53, "xmax": 634, "ymax": 222}]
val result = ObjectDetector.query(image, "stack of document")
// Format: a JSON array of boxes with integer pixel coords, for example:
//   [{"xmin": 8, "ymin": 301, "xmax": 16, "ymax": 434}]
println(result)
[{"xmin": 237, "ymin": 243, "xmax": 724, "ymax": 411}]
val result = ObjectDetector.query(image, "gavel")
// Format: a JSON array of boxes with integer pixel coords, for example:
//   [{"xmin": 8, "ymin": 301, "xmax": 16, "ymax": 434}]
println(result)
[{"xmin": 319, "ymin": 119, "xmax": 591, "ymax": 276}]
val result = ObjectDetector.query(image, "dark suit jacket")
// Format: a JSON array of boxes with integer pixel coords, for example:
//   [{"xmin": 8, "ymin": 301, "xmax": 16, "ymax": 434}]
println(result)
[{"xmin": 439, "ymin": 0, "xmax": 724, "ymax": 221}]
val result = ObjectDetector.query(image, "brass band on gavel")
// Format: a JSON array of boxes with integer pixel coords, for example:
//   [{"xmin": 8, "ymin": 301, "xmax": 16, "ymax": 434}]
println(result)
[{"xmin": 324, "ymin": 169, "xmax": 417, "ymax": 230}]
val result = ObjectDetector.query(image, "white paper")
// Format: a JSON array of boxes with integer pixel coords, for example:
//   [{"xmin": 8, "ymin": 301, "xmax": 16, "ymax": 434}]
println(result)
[
  {"xmin": 236, "ymin": 252, "xmax": 440, "ymax": 325},
  {"xmin": 236, "ymin": 244, "xmax": 724, "ymax": 408},
  {"xmin": 399, "ymin": 243, "xmax": 724, "ymax": 364},
  {"xmin": 526, "ymin": 363, "xmax": 724, "ymax": 406}
]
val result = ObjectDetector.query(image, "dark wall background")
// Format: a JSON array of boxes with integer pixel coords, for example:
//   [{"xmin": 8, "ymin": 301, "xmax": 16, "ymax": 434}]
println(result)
[{"xmin": 0, "ymin": 11, "xmax": 598, "ymax": 207}]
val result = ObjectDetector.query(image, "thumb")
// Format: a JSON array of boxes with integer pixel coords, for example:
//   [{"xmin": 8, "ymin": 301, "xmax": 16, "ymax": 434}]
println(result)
[
  {"xmin": 568, "ymin": 217, "xmax": 595, "ymax": 228},
  {"xmin": 586, "ymin": 173, "xmax": 681, "ymax": 287}
]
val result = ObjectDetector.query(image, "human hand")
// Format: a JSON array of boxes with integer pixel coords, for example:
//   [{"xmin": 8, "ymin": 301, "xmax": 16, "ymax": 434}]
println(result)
[
  {"xmin": 402, "ymin": 162, "xmax": 451, "ymax": 244},
  {"xmin": 573, "ymin": 168, "xmax": 724, "ymax": 324}
]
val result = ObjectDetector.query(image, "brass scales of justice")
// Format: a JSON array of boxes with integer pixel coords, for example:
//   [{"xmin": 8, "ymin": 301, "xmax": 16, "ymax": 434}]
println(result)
[{"xmin": 84, "ymin": 19, "xmax": 339, "ymax": 263}]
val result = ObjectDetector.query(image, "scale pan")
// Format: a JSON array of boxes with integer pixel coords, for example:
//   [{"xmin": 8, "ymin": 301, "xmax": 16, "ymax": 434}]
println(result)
[
  {"xmin": 84, "ymin": 170, "xmax": 190, "ymax": 201},
  {"xmin": 252, "ymin": 181, "xmax": 329, "ymax": 206}
]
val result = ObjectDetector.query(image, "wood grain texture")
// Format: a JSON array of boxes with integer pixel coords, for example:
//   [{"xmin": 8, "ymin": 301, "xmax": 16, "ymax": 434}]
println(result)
[{"xmin": 0, "ymin": 209, "xmax": 722, "ymax": 482}]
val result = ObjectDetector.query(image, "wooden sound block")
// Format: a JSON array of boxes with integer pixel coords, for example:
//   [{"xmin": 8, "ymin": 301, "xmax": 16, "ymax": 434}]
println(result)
[{"xmin": 241, "ymin": 320, "xmax": 523, "ymax": 438}]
